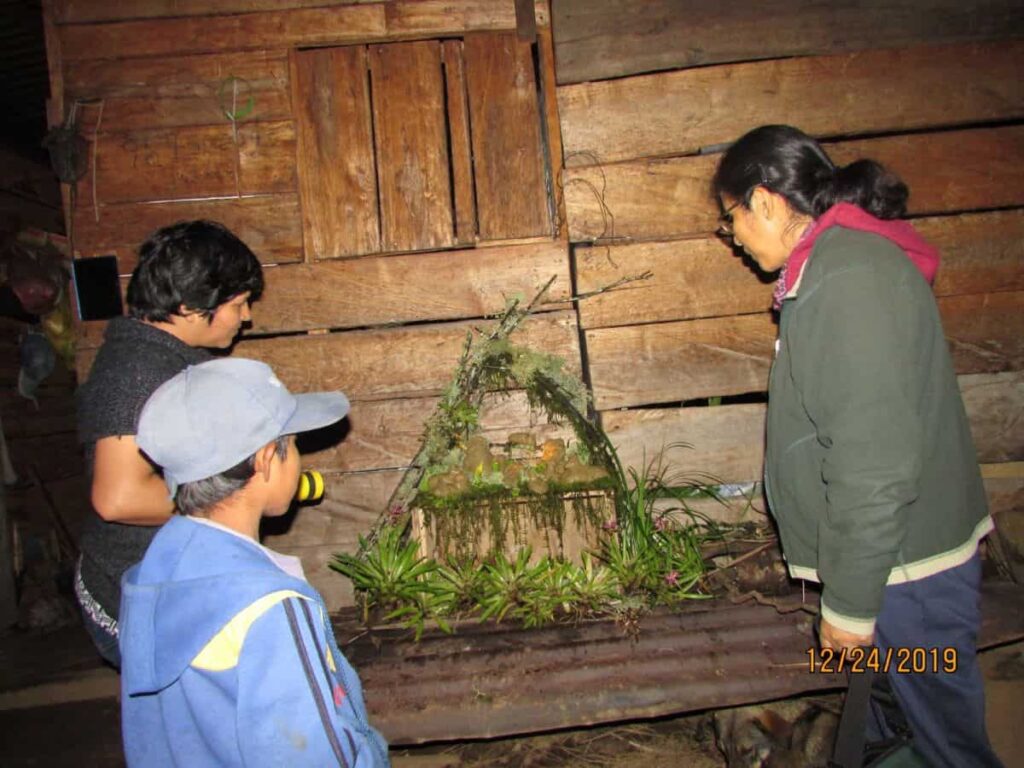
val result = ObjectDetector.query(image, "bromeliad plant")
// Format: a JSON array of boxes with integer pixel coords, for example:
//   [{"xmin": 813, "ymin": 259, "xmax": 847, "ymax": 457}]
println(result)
[
  {"xmin": 330, "ymin": 449, "xmax": 719, "ymax": 638},
  {"xmin": 330, "ymin": 279, "xmax": 720, "ymax": 638}
]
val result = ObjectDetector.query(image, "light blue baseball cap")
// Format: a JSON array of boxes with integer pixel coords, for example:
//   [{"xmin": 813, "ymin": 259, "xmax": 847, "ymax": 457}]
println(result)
[{"xmin": 136, "ymin": 357, "xmax": 349, "ymax": 495}]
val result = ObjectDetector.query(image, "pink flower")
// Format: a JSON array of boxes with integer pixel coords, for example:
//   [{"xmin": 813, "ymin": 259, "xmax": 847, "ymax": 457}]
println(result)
[
  {"xmin": 654, "ymin": 516, "xmax": 668, "ymax": 532},
  {"xmin": 387, "ymin": 505, "xmax": 404, "ymax": 522},
  {"xmin": 664, "ymin": 570, "xmax": 679, "ymax": 587},
  {"xmin": 601, "ymin": 519, "xmax": 618, "ymax": 532}
]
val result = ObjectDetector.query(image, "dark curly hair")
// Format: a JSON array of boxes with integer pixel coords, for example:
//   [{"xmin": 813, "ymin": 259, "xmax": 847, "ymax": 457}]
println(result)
[{"xmin": 126, "ymin": 220, "xmax": 264, "ymax": 322}]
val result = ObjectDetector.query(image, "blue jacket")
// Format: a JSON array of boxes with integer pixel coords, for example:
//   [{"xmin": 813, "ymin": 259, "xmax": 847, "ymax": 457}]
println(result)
[{"xmin": 119, "ymin": 515, "xmax": 390, "ymax": 767}]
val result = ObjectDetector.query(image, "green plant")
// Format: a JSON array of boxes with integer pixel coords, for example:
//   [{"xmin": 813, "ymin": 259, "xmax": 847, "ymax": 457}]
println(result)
[
  {"xmin": 330, "ymin": 525, "xmax": 443, "ymax": 638},
  {"xmin": 596, "ymin": 453, "xmax": 712, "ymax": 604}
]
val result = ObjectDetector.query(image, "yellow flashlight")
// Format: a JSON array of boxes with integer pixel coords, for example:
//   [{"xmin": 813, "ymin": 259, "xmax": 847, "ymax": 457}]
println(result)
[{"xmin": 296, "ymin": 470, "xmax": 325, "ymax": 503}]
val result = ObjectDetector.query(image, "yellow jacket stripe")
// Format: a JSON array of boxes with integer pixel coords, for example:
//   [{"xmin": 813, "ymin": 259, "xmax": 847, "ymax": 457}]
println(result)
[{"xmin": 191, "ymin": 590, "xmax": 324, "ymax": 671}]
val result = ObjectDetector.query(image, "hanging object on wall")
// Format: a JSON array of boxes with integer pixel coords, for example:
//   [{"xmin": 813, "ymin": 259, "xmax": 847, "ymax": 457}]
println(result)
[
  {"xmin": 42, "ymin": 98, "xmax": 105, "ymax": 249},
  {"xmin": 218, "ymin": 76, "xmax": 255, "ymax": 199}
]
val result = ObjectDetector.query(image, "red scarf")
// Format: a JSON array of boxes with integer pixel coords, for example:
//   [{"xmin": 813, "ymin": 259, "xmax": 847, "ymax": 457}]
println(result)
[{"xmin": 773, "ymin": 203, "xmax": 940, "ymax": 309}]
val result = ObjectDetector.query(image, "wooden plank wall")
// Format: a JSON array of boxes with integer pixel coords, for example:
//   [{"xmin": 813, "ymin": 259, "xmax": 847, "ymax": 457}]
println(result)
[
  {"xmin": 50, "ymin": 0, "xmax": 562, "ymax": 609},
  {"xmin": 553, "ymin": 2, "xmax": 1024, "ymax": 527},
  {"xmin": 50, "ymin": 0, "xmax": 1024, "ymax": 607}
]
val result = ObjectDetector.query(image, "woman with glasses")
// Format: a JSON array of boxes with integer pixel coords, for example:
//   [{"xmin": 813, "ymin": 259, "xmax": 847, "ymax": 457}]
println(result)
[{"xmin": 712, "ymin": 125, "xmax": 1001, "ymax": 768}]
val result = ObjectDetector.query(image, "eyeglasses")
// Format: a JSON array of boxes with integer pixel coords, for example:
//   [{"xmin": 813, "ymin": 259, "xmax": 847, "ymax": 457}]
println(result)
[{"xmin": 717, "ymin": 199, "xmax": 743, "ymax": 237}]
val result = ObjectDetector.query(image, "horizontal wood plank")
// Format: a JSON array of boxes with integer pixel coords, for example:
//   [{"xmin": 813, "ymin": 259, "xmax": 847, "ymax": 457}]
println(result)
[
  {"xmin": 944, "ymin": 292, "xmax": 1024, "ymax": 375},
  {"xmin": 553, "ymin": 0, "xmax": 1024, "ymax": 85},
  {"xmin": 251, "ymin": 241, "xmax": 570, "ymax": 333},
  {"xmin": 960, "ymin": 372, "xmax": 1024, "ymax": 464},
  {"xmin": 72, "ymin": 194, "xmax": 303, "ymax": 270},
  {"xmin": 576, "ymin": 208, "xmax": 1024, "ymax": 329},
  {"xmin": 56, "ymin": 0, "xmax": 380, "ymax": 24},
  {"xmin": 984, "ymin": 476, "xmax": 1023, "ymax": 518},
  {"xmin": 300, "ymin": 391, "xmax": 572, "ymax": 473},
  {"xmin": 602, "ymin": 371, "xmax": 1024, "ymax": 485},
  {"xmin": 601, "ymin": 403, "xmax": 766, "ymax": 485},
  {"xmin": 234, "ymin": 310, "xmax": 581, "ymax": 402},
  {"xmin": 83, "ymin": 121, "xmax": 296, "ymax": 205},
  {"xmin": 383, "ymin": 0, "xmax": 550, "ymax": 36},
  {"xmin": 57, "ymin": 1, "xmax": 551, "ymax": 59},
  {"xmin": 565, "ymin": 126, "xmax": 1024, "ymax": 242},
  {"xmin": 576, "ymin": 237, "xmax": 772, "ymax": 329},
  {"xmin": 587, "ymin": 315, "xmax": 776, "ymax": 409},
  {"xmin": 558, "ymin": 39, "xmax": 1024, "ymax": 167},
  {"xmin": 587, "ymin": 291, "xmax": 1024, "ymax": 409},
  {"xmin": 59, "ymin": 4, "xmax": 386, "ymax": 60},
  {"xmin": 64, "ymin": 50, "xmax": 290, "ymax": 130}
]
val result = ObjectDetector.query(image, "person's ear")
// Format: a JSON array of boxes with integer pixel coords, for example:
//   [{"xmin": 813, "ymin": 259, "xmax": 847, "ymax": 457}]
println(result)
[
  {"xmin": 252, "ymin": 441, "xmax": 279, "ymax": 483},
  {"xmin": 750, "ymin": 185, "xmax": 775, "ymax": 219},
  {"xmin": 177, "ymin": 304, "xmax": 201, "ymax": 323}
]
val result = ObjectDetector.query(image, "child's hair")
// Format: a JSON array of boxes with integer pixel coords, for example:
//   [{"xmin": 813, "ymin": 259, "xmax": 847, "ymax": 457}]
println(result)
[
  {"xmin": 127, "ymin": 220, "xmax": 264, "ymax": 322},
  {"xmin": 712, "ymin": 125, "xmax": 909, "ymax": 220},
  {"xmin": 175, "ymin": 436, "xmax": 289, "ymax": 516}
]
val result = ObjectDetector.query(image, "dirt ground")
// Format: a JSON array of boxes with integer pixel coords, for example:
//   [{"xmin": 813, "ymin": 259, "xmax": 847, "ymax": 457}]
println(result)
[{"xmin": 1, "ymin": 642, "xmax": 1021, "ymax": 767}]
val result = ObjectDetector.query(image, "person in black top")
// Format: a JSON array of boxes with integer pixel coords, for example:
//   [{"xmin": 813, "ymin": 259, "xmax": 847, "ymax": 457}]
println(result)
[{"xmin": 74, "ymin": 220, "xmax": 264, "ymax": 667}]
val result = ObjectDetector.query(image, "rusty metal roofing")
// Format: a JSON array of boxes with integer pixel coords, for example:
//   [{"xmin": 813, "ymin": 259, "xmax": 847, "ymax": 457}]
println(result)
[{"xmin": 336, "ymin": 580, "xmax": 1024, "ymax": 745}]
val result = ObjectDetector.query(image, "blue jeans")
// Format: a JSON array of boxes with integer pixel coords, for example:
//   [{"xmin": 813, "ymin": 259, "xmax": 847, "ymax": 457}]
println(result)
[{"xmin": 869, "ymin": 554, "xmax": 1002, "ymax": 768}]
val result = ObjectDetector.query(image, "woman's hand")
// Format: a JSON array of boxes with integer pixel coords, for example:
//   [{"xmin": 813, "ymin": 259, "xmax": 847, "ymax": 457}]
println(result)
[{"xmin": 819, "ymin": 617, "xmax": 874, "ymax": 651}]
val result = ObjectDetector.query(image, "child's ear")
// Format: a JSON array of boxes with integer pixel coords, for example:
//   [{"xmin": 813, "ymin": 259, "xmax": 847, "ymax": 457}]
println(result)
[{"xmin": 252, "ymin": 440, "xmax": 279, "ymax": 482}]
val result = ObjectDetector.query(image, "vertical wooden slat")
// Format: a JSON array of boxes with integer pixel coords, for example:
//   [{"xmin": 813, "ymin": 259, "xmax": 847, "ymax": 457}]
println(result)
[
  {"xmin": 464, "ymin": 31, "xmax": 550, "ymax": 240},
  {"xmin": 442, "ymin": 40, "xmax": 478, "ymax": 245},
  {"xmin": 291, "ymin": 46, "xmax": 378, "ymax": 260},
  {"xmin": 537, "ymin": 27, "xmax": 565, "ymax": 239},
  {"xmin": 369, "ymin": 40, "xmax": 453, "ymax": 253}
]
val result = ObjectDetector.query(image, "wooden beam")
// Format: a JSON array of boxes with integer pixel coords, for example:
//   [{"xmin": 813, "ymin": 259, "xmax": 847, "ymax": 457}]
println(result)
[
  {"xmin": 291, "ymin": 46, "xmax": 378, "ymax": 260},
  {"xmin": 369, "ymin": 41, "xmax": 453, "ymax": 253},
  {"xmin": 943, "ymin": 291, "xmax": 1024, "ymax": 375},
  {"xmin": 961, "ymin": 372, "xmax": 1024, "ymax": 464},
  {"xmin": 552, "ymin": 0, "xmax": 1024, "ymax": 85},
  {"xmin": 251, "ymin": 240, "xmax": 570, "ymax": 333},
  {"xmin": 586, "ymin": 291, "xmax": 1024, "ymax": 409},
  {"xmin": 234, "ymin": 310, "xmax": 581, "ymax": 402},
  {"xmin": 586, "ymin": 314, "xmax": 775, "ymax": 410},
  {"xmin": 57, "ymin": 0, "xmax": 384, "ymax": 24},
  {"xmin": 81, "ymin": 121, "xmax": 296, "ymax": 205},
  {"xmin": 59, "ymin": 5, "xmax": 387, "ymax": 59},
  {"xmin": 601, "ymin": 371, "xmax": 1024, "ymax": 485},
  {"xmin": 71, "ymin": 194, "xmax": 303, "ymax": 269},
  {"xmin": 464, "ymin": 32, "xmax": 551, "ymax": 241},
  {"xmin": 576, "ymin": 208, "xmax": 1024, "ymax": 330},
  {"xmin": 565, "ymin": 126, "xmax": 1024, "ymax": 242},
  {"xmin": 601, "ymin": 403, "xmax": 766, "ymax": 485},
  {"xmin": 64, "ymin": 50, "xmax": 290, "ymax": 130},
  {"xmin": 558, "ymin": 39, "xmax": 1024, "ymax": 167},
  {"xmin": 441, "ymin": 40, "xmax": 478, "ymax": 245},
  {"xmin": 384, "ymin": 0, "xmax": 550, "ymax": 36},
  {"xmin": 57, "ymin": 2, "xmax": 552, "ymax": 59}
]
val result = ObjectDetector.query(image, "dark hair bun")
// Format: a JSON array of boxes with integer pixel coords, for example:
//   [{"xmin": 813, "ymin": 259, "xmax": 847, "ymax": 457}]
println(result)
[{"xmin": 822, "ymin": 160, "xmax": 908, "ymax": 219}]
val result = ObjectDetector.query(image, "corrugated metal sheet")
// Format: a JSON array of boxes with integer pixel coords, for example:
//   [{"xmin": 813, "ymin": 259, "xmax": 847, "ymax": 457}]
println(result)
[{"xmin": 337, "ymin": 581, "xmax": 1024, "ymax": 745}]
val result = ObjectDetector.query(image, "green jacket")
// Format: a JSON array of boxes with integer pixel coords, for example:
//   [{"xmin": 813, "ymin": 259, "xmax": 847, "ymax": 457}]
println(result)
[{"xmin": 764, "ymin": 226, "xmax": 992, "ymax": 634}]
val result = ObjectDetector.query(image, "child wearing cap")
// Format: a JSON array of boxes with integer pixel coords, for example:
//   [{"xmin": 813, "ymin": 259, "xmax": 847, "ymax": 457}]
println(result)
[{"xmin": 120, "ymin": 357, "xmax": 389, "ymax": 767}]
